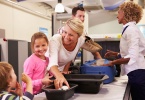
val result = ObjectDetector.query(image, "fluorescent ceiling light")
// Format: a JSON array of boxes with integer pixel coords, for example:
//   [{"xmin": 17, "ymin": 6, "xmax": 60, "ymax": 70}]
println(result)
[
  {"xmin": 55, "ymin": 0, "xmax": 64, "ymax": 13},
  {"xmin": 55, "ymin": 3, "xmax": 64, "ymax": 13}
]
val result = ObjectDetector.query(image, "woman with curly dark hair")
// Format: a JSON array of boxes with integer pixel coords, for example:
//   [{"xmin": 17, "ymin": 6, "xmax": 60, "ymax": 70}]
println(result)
[{"xmin": 103, "ymin": 1, "xmax": 145, "ymax": 100}]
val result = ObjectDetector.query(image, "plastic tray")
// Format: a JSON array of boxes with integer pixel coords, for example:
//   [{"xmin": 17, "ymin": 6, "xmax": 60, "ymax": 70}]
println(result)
[
  {"xmin": 80, "ymin": 59, "xmax": 116, "ymax": 84},
  {"xmin": 42, "ymin": 84, "xmax": 78, "ymax": 100},
  {"xmin": 64, "ymin": 74, "xmax": 108, "ymax": 94}
]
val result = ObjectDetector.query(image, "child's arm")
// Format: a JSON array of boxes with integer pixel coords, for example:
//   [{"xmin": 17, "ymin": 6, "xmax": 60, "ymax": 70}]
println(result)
[
  {"xmin": 22, "ymin": 73, "xmax": 33, "ymax": 100},
  {"xmin": 22, "ymin": 73, "xmax": 33, "ymax": 94},
  {"xmin": 23, "ymin": 62, "xmax": 42, "ymax": 87}
]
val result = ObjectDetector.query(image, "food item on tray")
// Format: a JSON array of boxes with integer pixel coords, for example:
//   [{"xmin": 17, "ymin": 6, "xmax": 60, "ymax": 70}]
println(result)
[{"xmin": 59, "ymin": 86, "xmax": 69, "ymax": 90}]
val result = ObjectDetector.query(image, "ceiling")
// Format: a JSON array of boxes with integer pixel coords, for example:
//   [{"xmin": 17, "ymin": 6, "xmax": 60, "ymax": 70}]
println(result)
[
  {"xmin": 16, "ymin": 0, "xmax": 143, "ymax": 27},
  {"xmin": 22, "ymin": 0, "xmax": 104, "ymax": 13}
]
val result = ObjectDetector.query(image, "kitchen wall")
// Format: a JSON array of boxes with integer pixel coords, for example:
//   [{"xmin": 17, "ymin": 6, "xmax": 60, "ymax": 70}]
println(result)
[
  {"xmin": 0, "ymin": 0, "xmax": 52, "ymax": 42},
  {"xmin": 138, "ymin": 9, "xmax": 145, "ymax": 25},
  {"xmin": 89, "ymin": 20, "xmax": 122, "ymax": 36},
  {"xmin": 89, "ymin": 9, "xmax": 145, "ymax": 37}
]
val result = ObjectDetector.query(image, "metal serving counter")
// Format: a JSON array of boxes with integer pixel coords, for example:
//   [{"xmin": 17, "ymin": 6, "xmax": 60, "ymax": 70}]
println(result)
[
  {"xmin": 92, "ymin": 38, "xmax": 120, "ymax": 42},
  {"xmin": 34, "ymin": 76, "xmax": 129, "ymax": 100}
]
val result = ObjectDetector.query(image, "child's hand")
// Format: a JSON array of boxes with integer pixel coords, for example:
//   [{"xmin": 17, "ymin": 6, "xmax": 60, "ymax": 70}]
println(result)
[
  {"xmin": 42, "ymin": 75, "xmax": 53, "ymax": 86},
  {"xmin": 22, "ymin": 73, "xmax": 33, "ymax": 94},
  {"xmin": 21, "ymin": 73, "xmax": 32, "ymax": 84},
  {"xmin": 10, "ymin": 82, "xmax": 23, "ymax": 97}
]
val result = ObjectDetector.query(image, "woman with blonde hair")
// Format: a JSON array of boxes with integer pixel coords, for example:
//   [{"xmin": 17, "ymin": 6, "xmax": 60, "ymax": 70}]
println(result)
[{"xmin": 46, "ymin": 18, "xmax": 102, "ymax": 89}]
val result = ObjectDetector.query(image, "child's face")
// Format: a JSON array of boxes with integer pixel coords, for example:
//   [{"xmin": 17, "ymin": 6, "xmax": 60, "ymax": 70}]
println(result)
[
  {"xmin": 34, "ymin": 38, "xmax": 48, "ymax": 59},
  {"xmin": 9, "ymin": 69, "xmax": 17, "ymax": 88}
]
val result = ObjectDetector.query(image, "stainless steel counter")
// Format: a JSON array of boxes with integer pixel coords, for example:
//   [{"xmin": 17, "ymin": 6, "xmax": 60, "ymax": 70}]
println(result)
[
  {"xmin": 92, "ymin": 38, "xmax": 120, "ymax": 42},
  {"xmin": 34, "ymin": 76, "xmax": 128, "ymax": 100}
]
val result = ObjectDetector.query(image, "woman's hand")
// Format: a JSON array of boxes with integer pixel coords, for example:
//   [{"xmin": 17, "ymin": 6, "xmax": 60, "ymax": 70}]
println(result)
[
  {"xmin": 54, "ymin": 75, "xmax": 69, "ymax": 90},
  {"xmin": 50, "ymin": 66, "xmax": 70, "ymax": 89},
  {"xmin": 104, "ymin": 50, "xmax": 118, "ymax": 59}
]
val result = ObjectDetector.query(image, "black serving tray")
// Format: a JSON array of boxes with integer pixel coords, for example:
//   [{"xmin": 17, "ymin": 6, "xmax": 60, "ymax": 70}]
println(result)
[
  {"xmin": 42, "ymin": 84, "xmax": 78, "ymax": 100},
  {"xmin": 64, "ymin": 74, "xmax": 108, "ymax": 94}
]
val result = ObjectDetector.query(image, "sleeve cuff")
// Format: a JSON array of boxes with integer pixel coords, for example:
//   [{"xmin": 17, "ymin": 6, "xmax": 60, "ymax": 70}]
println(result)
[
  {"xmin": 117, "ymin": 53, "xmax": 122, "ymax": 59},
  {"xmin": 24, "ymin": 91, "xmax": 34, "ymax": 100},
  {"xmin": 124, "ymin": 55, "xmax": 136, "ymax": 65}
]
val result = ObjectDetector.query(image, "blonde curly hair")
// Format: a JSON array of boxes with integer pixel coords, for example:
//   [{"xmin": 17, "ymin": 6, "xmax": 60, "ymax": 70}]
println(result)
[{"xmin": 119, "ymin": 1, "xmax": 143, "ymax": 23}]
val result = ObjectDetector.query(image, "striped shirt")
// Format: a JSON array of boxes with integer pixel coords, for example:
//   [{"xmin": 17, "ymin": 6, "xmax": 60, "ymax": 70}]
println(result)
[{"xmin": 0, "ymin": 91, "xmax": 33, "ymax": 100}]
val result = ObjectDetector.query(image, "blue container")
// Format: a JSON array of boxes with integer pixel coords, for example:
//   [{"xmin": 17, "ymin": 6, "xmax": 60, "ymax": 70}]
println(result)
[{"xmin": 80, "ymin": 59, "xmax": 116, "ymax": 84}]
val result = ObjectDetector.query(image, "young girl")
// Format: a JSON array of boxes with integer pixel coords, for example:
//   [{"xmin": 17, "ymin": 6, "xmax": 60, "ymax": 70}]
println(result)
[
  {"xmin": 0, "ymin": 62, "xmax": 33, "ymax": 100},
  {"xmin": 23, "ymin": 32, "xmax": 53, "ymax": 95}
]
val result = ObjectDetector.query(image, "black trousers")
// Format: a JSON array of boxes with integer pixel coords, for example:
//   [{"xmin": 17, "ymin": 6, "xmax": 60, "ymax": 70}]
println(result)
[{"xmin": 127, "ymin": 69, "xmax": 145, "ymax": 100}]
